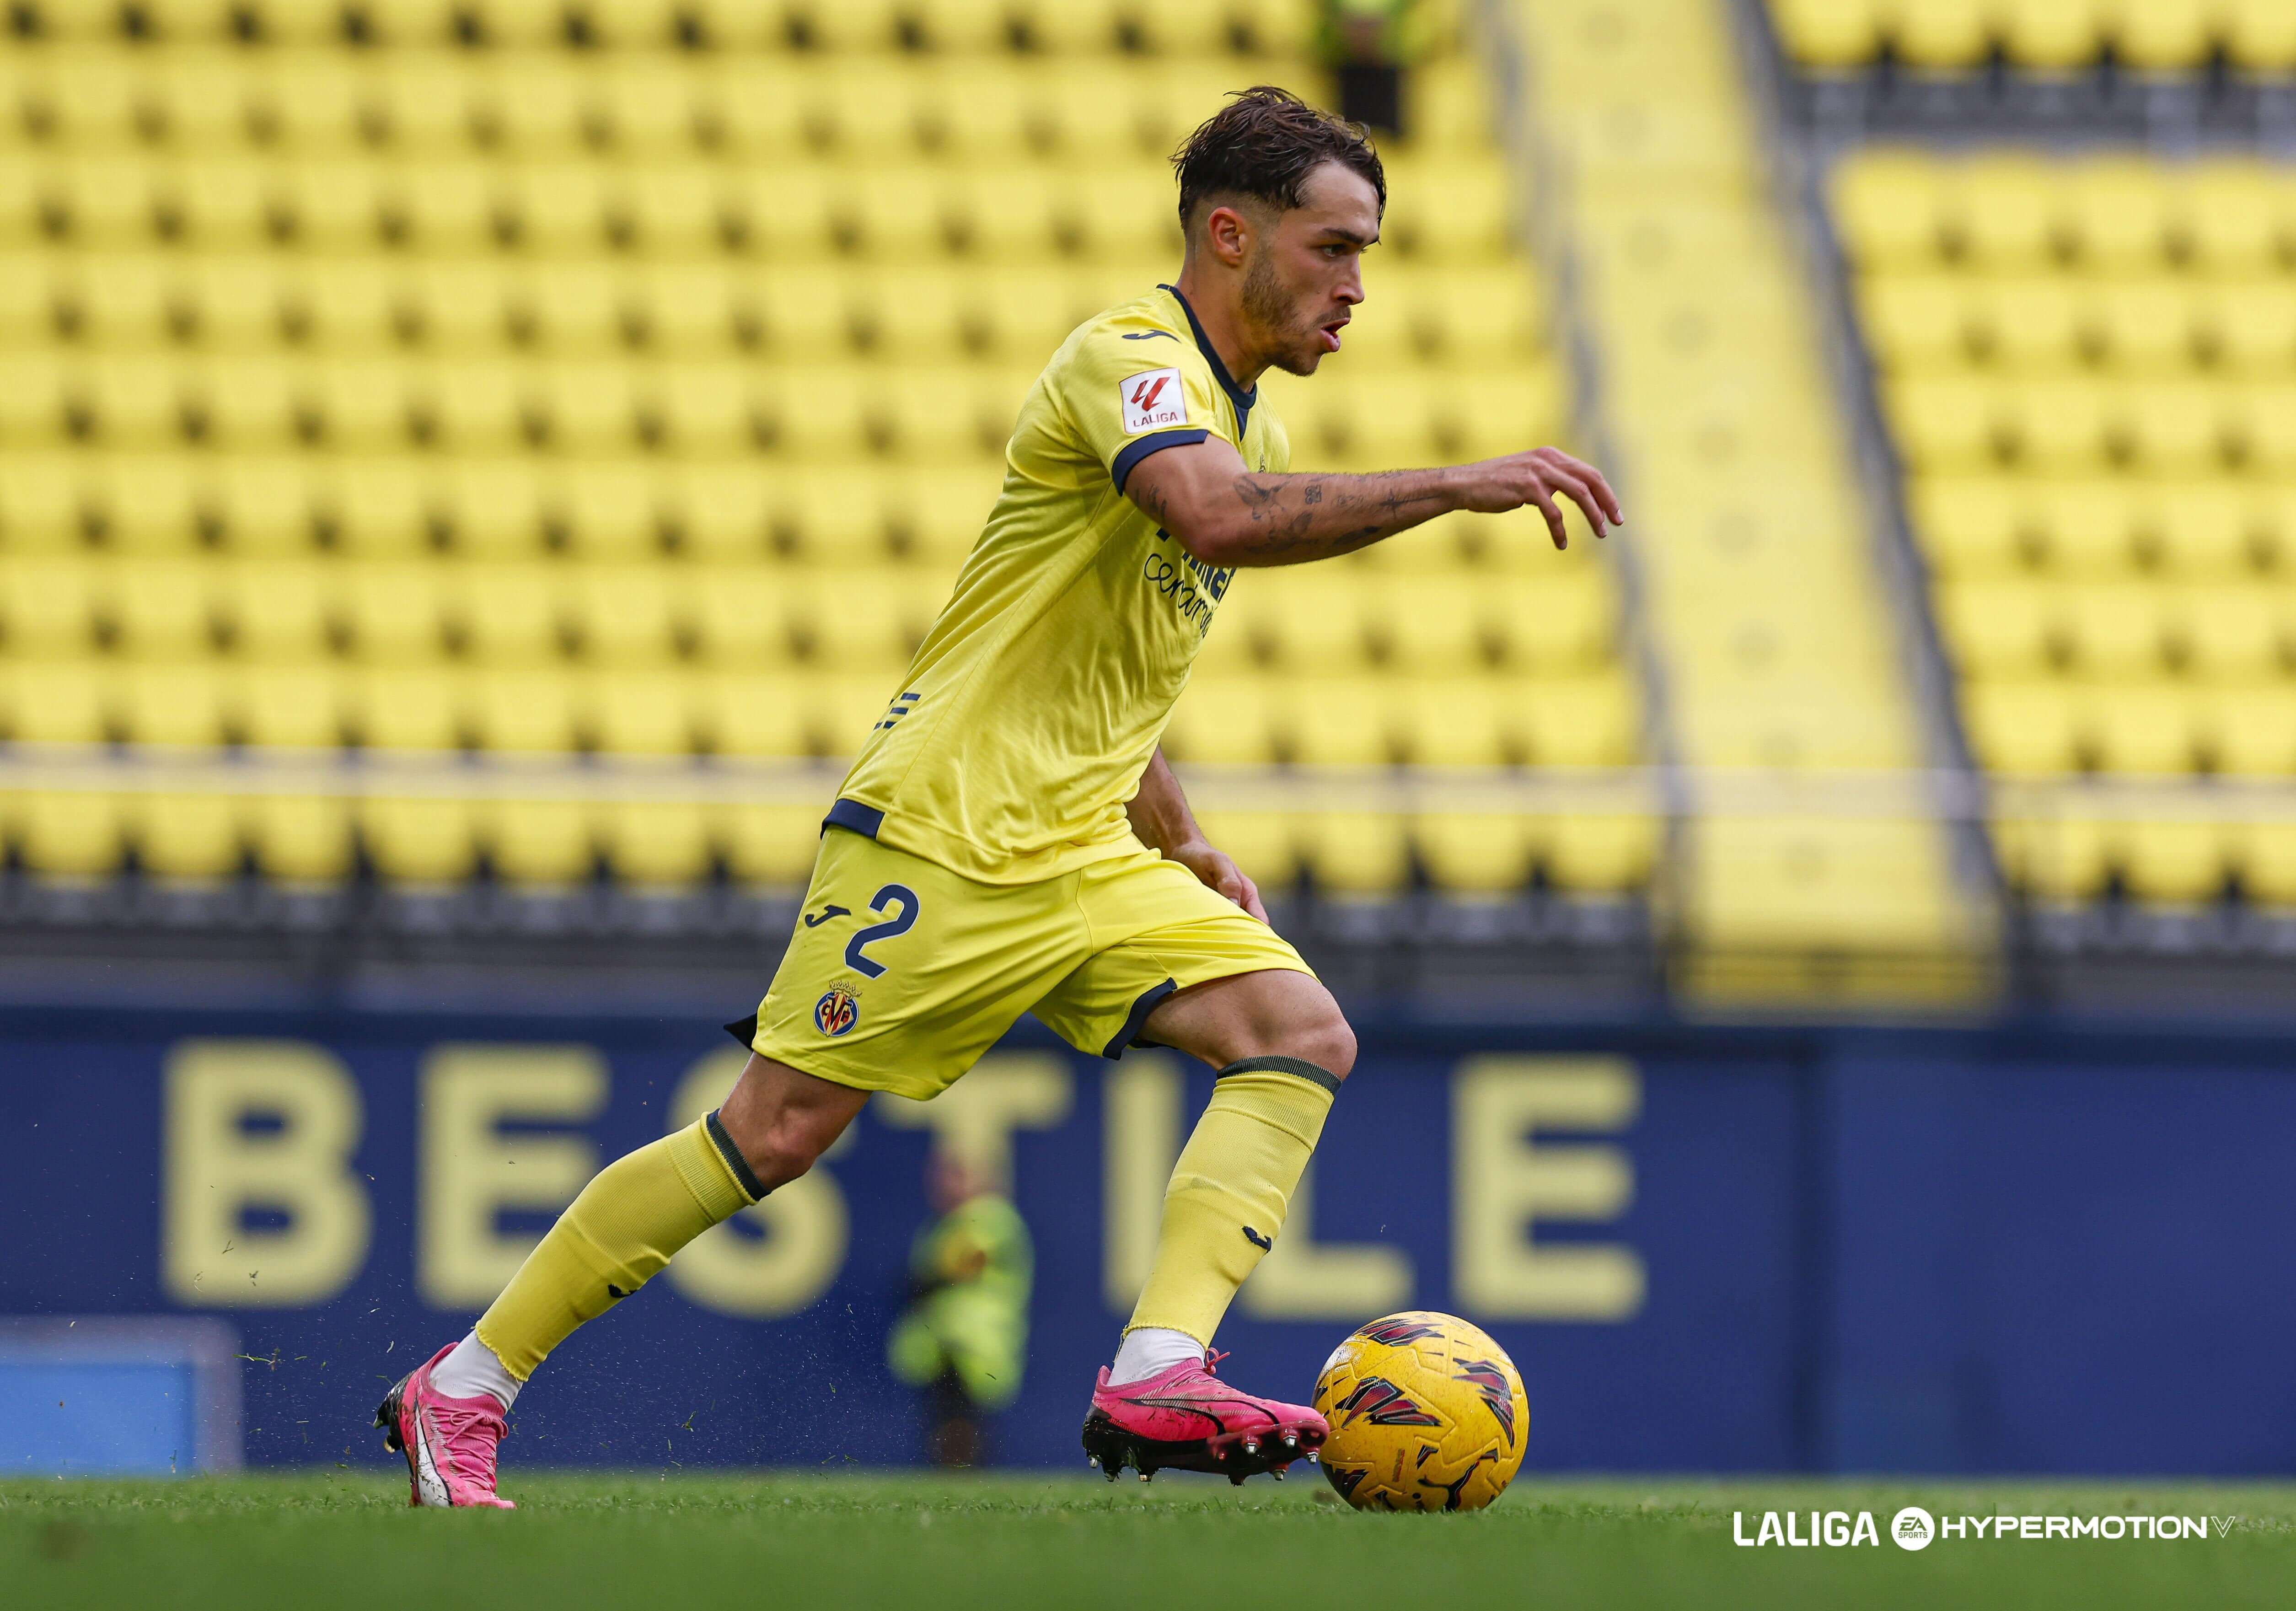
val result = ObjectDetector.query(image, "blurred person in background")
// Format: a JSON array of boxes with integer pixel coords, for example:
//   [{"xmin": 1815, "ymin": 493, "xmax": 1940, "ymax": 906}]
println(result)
[
  {"xmin": 1319, "ymin": 0, "xmax": 1419, "ymax": 137},
  {"xmin": 887, "ymin": 1149, "xmax": 1034, "ymax": 1467}
]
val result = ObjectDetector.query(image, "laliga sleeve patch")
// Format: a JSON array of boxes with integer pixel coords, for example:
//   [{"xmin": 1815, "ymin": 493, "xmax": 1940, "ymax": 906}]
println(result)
[{"xmin": 1119, "ymin": 367, "xmax": 1188, "ymax": 433}]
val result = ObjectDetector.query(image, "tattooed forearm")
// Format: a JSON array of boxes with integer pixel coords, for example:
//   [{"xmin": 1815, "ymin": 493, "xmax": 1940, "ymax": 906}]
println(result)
[{"xmin": 1213, "ymin": 468, "xmax": 1455, "ymax": 564}]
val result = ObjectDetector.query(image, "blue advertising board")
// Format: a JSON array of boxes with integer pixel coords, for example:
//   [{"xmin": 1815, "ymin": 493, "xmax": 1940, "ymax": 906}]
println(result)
[{"xmin": 2, "ymin": 1009, "xmax": 2292, "ymax": 1476}]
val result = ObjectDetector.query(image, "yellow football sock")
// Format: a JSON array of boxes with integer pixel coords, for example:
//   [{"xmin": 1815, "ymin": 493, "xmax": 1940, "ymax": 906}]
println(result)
[
  {"xmin": 474, "ymin": 1112, "xmax": 762, "ymax": 1380},
  {"xmin": 1125, "ymin": 1056, "xmax": 1339, "ymax": 1346}
]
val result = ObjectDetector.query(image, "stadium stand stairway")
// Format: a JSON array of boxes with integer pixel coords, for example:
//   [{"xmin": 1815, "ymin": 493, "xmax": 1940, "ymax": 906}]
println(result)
[
  {"xmin": 1509, "ymin": 0, "xmax": 1992, "ymax": 1004},
  {"xmin": 0, "ymin": 0, "xmax": 1652, "ymax": 914}
]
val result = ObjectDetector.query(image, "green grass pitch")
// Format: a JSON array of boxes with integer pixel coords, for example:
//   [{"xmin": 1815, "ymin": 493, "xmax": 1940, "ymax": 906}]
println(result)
[{"xmin": 5, "ymin": 1472, "xmax": 2293, "ymax": 1611}]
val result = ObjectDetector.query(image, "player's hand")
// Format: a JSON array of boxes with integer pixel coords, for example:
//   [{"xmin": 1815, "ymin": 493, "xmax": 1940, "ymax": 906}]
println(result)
[
  {"xmin": 1167, "ymin": 838, "xmax": 1269, "ymax": 924},
  {"xmin": 1453, "ymin": 447, "xmax": 1624, "ymax": 549}
]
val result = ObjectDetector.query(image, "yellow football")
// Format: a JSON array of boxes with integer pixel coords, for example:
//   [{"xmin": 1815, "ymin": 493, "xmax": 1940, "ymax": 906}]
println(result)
[{"xmin": 1312, "ymin": 1310, "xmax": 1529, "ymax": 1511}]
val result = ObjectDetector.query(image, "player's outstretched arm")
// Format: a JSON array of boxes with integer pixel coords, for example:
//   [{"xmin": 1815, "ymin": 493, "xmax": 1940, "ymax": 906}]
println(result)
[
  {"xmin": 1126, "ymin": 746, "xmax": 1267, "ymax": 923},
  {"xmin": 1125, "ymin": 435, "xmax": 1624, "ymax": 569}
]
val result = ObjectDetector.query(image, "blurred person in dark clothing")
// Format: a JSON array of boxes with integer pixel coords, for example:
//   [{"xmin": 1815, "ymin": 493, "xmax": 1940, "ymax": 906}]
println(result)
[
  {"xmin": 1320, "ymin": 0, "xmax": 1417, "ymax": 137},
  {"xmin": 887, "ymin": 1149, "xmax": 1033, "ymax": 1467}
]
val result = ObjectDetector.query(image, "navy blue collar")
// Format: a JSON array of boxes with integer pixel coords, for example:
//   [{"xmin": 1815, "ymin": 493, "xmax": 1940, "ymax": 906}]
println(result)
[{"xmin": 1159, "ymin": 283, "xmax": 1255, "ymax": 433}]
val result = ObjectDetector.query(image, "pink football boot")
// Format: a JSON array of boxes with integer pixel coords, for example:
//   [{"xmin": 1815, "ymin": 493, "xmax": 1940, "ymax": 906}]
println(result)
[
  {"xmin": 1082, "ymin": 1350, "xmax": 1328, "ymax": 1484},
  {"xmin": 374, "ymin": 1343, "xmax": 515, "ymax": 1509}
]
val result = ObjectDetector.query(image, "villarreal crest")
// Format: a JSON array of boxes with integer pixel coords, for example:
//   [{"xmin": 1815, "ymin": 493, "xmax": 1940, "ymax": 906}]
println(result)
[{"xmin": 813, "ymin": 988, "xmax": 859, "ymax": 1036}]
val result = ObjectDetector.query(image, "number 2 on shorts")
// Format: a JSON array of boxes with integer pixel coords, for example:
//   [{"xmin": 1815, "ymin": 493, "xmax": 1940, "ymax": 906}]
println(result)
[{"xmin": 843, "ymin": 884, "xmax": 920, "ymax": 979}]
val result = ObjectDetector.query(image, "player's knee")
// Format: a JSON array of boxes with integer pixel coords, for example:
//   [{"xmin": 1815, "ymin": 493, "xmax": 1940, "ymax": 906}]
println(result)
[
  {"xmin": 742, "ymin": 1118, "xmax": 831, "ymax": 1195},
  {"xmin": 1297, "ymin": 1011, "xmax": 1357, "ymax": 1083}
]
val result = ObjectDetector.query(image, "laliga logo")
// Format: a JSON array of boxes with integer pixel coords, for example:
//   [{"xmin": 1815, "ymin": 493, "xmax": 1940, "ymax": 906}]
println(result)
[
  {"xmin": 1893, "ymin": 1507, "xmax": 1936, "ymax": 1551},
  {"xmin": 814, "ymin": 988, "xmax": 859, "ymax": 1037},
  {"xmin": 1128, "ymin": 375, "xmax": 1171, "ymax": 413}
]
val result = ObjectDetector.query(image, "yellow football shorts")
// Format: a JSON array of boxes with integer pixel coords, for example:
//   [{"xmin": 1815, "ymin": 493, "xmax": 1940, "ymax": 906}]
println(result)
[{"xmin": 744, "ymin": 825, "xmax": 1316, "ymax": 1101}]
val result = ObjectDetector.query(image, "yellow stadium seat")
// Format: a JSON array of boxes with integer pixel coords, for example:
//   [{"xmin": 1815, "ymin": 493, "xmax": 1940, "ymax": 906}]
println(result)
[
  {"xmin": 2062, "ymin": 160, "xmax": 2175, "ymax": 272},
  {"xmin": 14, "ymin": 790, "xmax": 127, "ymax": 877},
  {"xmin": 601, "ymin": 797, "xmax": 712, "ymax": 887},
  {"xmin": 1485, "ymin": 573, "xmax": 1614, "ymax": 668},
  {"xmin": 1298, "ymin": 811, "xmax": 1411, "ymax": 897},
  {"xmin": 1835, "ymin": 153, "xmax": 1951, "ymax": 270},
  {"xmin": 488, "ymin": 0, "xmax": 581, "ymax": 45},
  {"xmin": 1884, "ymin": 376, "xmax": 1996, "ymax": 473},
  {"xmin": 1234, "ymin": 571, "xmax": 1368, "ymax": 672},
  {"xmin": 1895, "ymin": 0, "xmax": 1991, "ymax": 67},
  {"xmin": 104, "ymin": 557, "xmax": 215, "ymax": 658},
  {"xmin": 218, "ymin": 560, "xmax": 331, "ymax": 661},
  {"xmin": 533, "ymin": 362, "xmax": 639, "ymax": 455},
  {"xmin": 1376, "ymin": 574, "xmax": 1488, "ymax": 673},
  {"xmin": 454, "ymin": 564, "xmax": 562, "ymax": 665},
  {"xmin": 246, "ymin": 50, "xmax": 362, "ymax": 140},
  {"xmin": 171, "ymin": 161, "xmax": 271, "ymax": 248},
  {"xmin": 1857, "ymin": 275, "xmax": 1966, "ymax": 372},
  {"xmin": 653, "ymin": 363, "xmax": 765, "ymax": 457},
  {"xmin": 183, "ymin": 255, "xmax": 287, "ymax": 348},
  {"xmin": 691, "ymin": 569, "xmax": 794, "ymax": 667},
  {"xmin": 1999, "ymin": 813, "xmax": 2115, "ymax": 901},
  {"xmin": 1396, "ymin": 678, "xmax": 1518, "ymax": 768},
  {"xmin": 488, "ymin": 796, "xmax": 596, "ymax": 885},
  {"xmin": 566, "ymin": 564, "xmax": 678, "ymax": 662},
  {"xmin": 248, "ymin": 793, "xmax": 355, "ymax": 882},
  {"xmin": 0, "ymin": 556, "xmax": 98, "ymax": 654},
  {"xmin": 1906, "ymin": 477, "xmax": 2022, "ymax": 576},
  {"xmin": 2116, "ymin": 0, "xmax": 2218, "ymax": 68},
  {"xmin": 1190, "ymin": 807, "xmax": 1298, "ymax": 888},
  {"xmin": 2124, "ymin": 819, "xmax": 2226, "ymax": 902},
  {"xmin": 471, "ymin": 668, "xmax": 579, "ymax": 750},
  {"xmin": 1772, "ymin": 0, "xmax": 1883, "ymax": 64},
  {"xmin": 2007, "ymin": 379, "xmax": 2110, "ymax": 472},
  {"xmin": 592, "ymin": 670, "xmax": 695, "ymax": 753},
  {"xmin": 1970, "ymin": 277, "xmax": 2079, "ymax": 372},
  {"xmin": 1164, "ymin": 676, "xmax": 1282, "ymax": 765},
  {"xmin": 354, "ymin": 0, "xmax": 465, "ymax": 46},
  {"xmin": 0, "ymin": 456, "xmax": 84, "ymax": 553},
  {"xmin": 120, "ymin": 661, "xmax": 228, "ymax": 747},
  {"xmin": 361, "ymin": 794, "xmax": 479, "ymax": 881},
  {"xmin": 1954, "ymin": 156, "xmax": 2061, "ymax": 268},
  {"xmin": 73, "ymin": 254, "xmax": 172, "ymax": 348},
  {"xmin": 94, "ymin": 457, "xmax": 198, "ymax": 555},
  {"xmin": 1416, "ymin": 811, "xmax": 1535, "ymax": 893},
  {"xmin": 350, "ymin": 666, "xmax": 463, "ymax": 748},
  {"xmin": 2001, "ymin": 0, "xmax": 2102, "ymax": 67},
  {"xmin": 136, "ymin": 791, "xmax": 243, "ymax": 881},
  {"xmin": 1529, "ymin": 675, "xmax": 1635, "ymax": 767},
  {"xmin": 2226, "ymin": 0, "xmax": 2296, "ymax": 67},
  {"xmin": 2238, "ymin": 822, "xmax": 2296, "ymax": 904},
  {"xmin": 1937, "ymin": 583, "xmax": 2048, "ymax": 679},
  {"xmin": 215, "ymin": 458, "xmax": 319, "ymax": 557},
  {"xmin": 0, "ymin": 354, "xmax": 68, "ymax": 444},
  {"xmin": 324, "ymin": 462, "xmax": 432, "ymax": 562},
  {"xmin": 1, "ymin": 661, "xmax": 110, "ymax": 744},
  {"xmin": 590, "ymin": 58, "xmax": 695, "ymax": 145},
  {"xmin": 394, "ymin": 162, "xmax": 496, "ymax": 254},
  {"xmin": 2207, "ymin": 688, "xmax": 2296, "ymax": 776},
  {"xmin": 2064, "ymin": 583, "xmax": 2165, "ymax": 676},
  {"xmin": 720, "ymin": 800, "xmax": 829, "ymax": 886},
  {"xmin": 1961, "ymin": 679, "xmax": 2080, "ymax": 776},
  {"xmin": 636, "ymin": 262, "xmax": 751, "ymax": 353},
  {"xmin": 2171, "ymin": 584, "xmax": 2286, "ymax": 680},
  {"xmin": 2031, "ymin": 480, "xmax": 2137, "ymax": 574},
  {"xmin": 442, "ymin": 461, "xmax": 546, "ymax": 558},
  {"xmin": 0, "ymin": 254, "xmax": 57, "ymax": 349},
  {"xmin": 340, "ymin": 562, "xmax": 446, "ymax": 661},
  {"xmin": 2198, "ymin": 283, "xmax": 2296, "ymax": 375},
  {"xmin": 2091, "ymin": 684, "xmax": 2197, "ymax": 774},
  {"xmin": 198, "ymin": 358, "xmax": 300, "ymax": 450},
  {"xmin": 236, "ymin": 664, "xmax": 346, "ymax": 749},
  {"xmin": 278, "ymin": 161, "xmax": 389, "ymax": 252},
  {"xmin": 700, "ymin": 671, "xmax": 807, "ymax": 756},
  {"xmin": 79, "ymin": 355, "xmax": 183, "ymax": 448},
  {"xmin": 1550, "ymin": 813, "xmax": 1659, "ymax": 892},
  {"xmin": 1289, "ymin": 679, "xmax": 1398, "ymax": 767}
]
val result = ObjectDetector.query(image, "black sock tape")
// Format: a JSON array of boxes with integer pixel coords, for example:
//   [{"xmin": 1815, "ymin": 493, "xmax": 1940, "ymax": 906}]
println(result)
[
  {"xmin": 1215, "ymin": 1055, "xmax": 1342, "ymax": 1095},
  {"xmin": 705, "ymin": 1108, "xmax": 770, "ymax": 1203}
]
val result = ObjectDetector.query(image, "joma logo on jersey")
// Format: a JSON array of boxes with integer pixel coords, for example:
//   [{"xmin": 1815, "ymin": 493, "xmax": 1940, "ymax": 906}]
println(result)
[{"xmin": 1119, "ymin": 366, "xmax": 1186, "ymax": 432}]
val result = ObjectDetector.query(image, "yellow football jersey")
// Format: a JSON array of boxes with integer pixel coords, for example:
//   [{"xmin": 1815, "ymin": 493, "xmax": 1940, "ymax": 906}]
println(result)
[{"xmin": 826, "ymin": 284, "xmax": 1290, "ymax": 883}]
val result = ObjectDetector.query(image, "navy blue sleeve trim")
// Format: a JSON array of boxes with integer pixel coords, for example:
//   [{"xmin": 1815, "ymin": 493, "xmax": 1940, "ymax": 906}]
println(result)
[
  {"xmin": 1103, "ymin": 977, "xmax": 1179, "ymax": 1058},
  {"xmin": 1112, "ymin": 428, "xmax": 1211, "ymax": 495},
  {"xmin": 822, "ymin": 797, "xmax": 884, "ymax": 839}
]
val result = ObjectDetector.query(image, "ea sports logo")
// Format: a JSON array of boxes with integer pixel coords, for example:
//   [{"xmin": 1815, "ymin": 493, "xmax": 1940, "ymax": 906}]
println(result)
[
  {"xmin": 1891, "ymin": 1507, "xmax": 1936, "ymax": 1551},
  {"xmin": 814, "ymin": 988, "xmax": 859, "ymax": 1036}
]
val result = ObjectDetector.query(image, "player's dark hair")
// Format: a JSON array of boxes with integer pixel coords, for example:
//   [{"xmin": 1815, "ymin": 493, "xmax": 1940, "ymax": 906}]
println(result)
[{"xmin": 1172, "ymin": 86, "xmax": 1386, "ymax": 233}]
